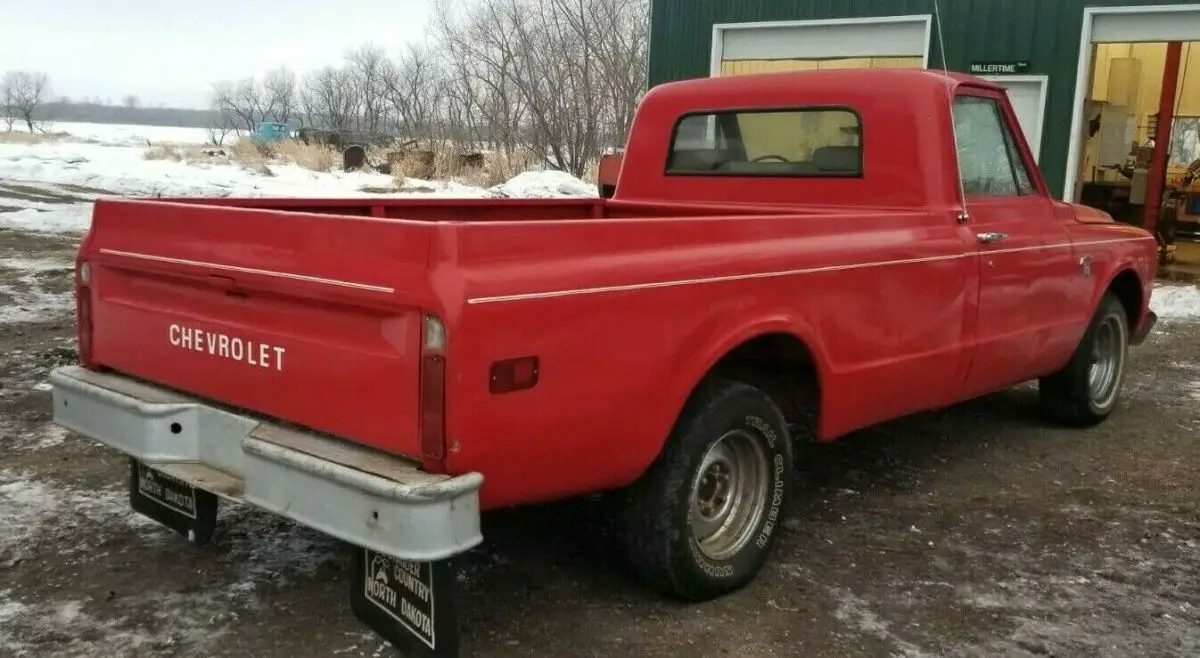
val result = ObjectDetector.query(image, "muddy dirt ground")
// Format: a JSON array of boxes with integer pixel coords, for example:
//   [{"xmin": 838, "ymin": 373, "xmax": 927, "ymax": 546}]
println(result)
[{"xmin": 1, "ymin": 214, "xmax": 1198, "ymax": 657}]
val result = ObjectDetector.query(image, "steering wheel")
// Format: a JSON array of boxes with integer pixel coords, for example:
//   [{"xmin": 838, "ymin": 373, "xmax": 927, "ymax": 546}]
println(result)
[{"xmin": 750, "ymin": 154, "xmax": 790, "ymax": 163}]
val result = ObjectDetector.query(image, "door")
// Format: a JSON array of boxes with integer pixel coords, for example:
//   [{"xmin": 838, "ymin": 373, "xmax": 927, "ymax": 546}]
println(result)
[
  {"xmin": 714, "ymin": 16, "xmax": 930, "ymax": 75},
  {"xmin": 952, "ymin": 92, "xmax": 1078, "ymax": 399},
  {"xmin": 982, "ymin": 76, "xmax": 1047, "ymax": 163}
]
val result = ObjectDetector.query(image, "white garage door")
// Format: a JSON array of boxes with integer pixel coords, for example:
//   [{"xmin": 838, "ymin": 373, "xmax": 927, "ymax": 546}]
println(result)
[
  {"xmin": 982, "ymin": 76, "xmax": 1049, "ymax": 163},
  {"xmin": 1091, "ymin": 6, "xmax": 1200, "ymax": 42},
  {"xmin": 711, "ymin": 15, "xmax": 932, "ymax": 75}
]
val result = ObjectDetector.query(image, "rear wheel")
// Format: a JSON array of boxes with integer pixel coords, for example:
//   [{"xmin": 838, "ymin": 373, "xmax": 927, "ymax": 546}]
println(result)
[
  {"xmin": 620, "ymin": 379, "xmax": 793, "ymax": 601},
  {"xmin": 1038, "ymin": 292, "xmax": 1130, "ymax": 427}
]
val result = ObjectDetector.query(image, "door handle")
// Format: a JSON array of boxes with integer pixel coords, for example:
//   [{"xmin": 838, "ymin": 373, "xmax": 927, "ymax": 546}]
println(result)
[{"xmin": 976, "ymin": 232, "xmax": 1008, "ymax": 244}]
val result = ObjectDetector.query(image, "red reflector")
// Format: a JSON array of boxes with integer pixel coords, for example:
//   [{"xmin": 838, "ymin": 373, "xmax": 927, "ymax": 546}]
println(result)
[
  {"xmin": 489, "ymin": 356, "xmax": 539, "ymax": 394},
  {"xmin": 419, "ymin": 354, "xmax": 446, "ymax": 461}
]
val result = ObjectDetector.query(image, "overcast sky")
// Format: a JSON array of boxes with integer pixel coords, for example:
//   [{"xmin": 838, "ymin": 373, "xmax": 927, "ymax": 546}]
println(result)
[{"xmin": 1, "ymin": 0, "xmax": 435, "ymax": 109}]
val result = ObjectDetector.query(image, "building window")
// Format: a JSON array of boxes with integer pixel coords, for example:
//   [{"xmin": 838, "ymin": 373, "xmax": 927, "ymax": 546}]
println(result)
[{"xmin": 667, "ymin": 108, "xmax": 863, "ymax": 177}]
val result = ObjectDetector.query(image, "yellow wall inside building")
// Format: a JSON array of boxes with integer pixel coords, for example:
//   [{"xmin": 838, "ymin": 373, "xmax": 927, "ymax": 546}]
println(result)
[
  {"xmin": 1088, "ymin": 41, "xmax": 1200, "ymax": 158},
  {"xmin": 1091, "ymin": 43, "xmax": 1200, "ymax": 121},
  {"xmin": 719, "ymin": 56, "xmax": 924, "ymax": 76},
  {"xmin": 1083, "ymin": 42, "xmax": 1200, "ymax": 185}
]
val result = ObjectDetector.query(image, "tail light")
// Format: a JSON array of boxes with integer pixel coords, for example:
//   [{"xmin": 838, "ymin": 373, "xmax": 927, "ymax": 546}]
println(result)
[
  {"xmin": 76, "ymin": 259, "xmax": 95, "ymax": 368},
  {"xmin": 419, "ymin": 315, "xmax": 447, "ymax": 470}
]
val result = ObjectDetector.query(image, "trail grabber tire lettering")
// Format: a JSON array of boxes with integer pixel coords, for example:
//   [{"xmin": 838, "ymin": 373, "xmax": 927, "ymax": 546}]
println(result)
[{"xmin": 619, "ymin": 379, "xmax": 794, "ymax": 602}]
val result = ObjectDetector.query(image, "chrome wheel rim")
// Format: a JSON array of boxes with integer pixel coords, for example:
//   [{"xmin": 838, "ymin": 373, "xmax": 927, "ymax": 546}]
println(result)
[
  {"xmin": 689, "ymin": 429, "xmax": 771, "ymax": 561},
  {"xmin": 1087, "ymin": 315, "xmax": 1125, "ymax": 407}
]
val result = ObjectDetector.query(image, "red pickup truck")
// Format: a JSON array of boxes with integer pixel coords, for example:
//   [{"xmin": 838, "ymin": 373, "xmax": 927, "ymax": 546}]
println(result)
[{"xmin": 50, "ymin": 68, "xmax": 1158, "ymax": 655}]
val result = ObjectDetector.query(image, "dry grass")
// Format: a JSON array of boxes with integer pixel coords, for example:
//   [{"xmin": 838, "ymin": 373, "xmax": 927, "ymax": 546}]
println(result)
[
  {"xmin": 225, "ymin": 137, "xmax": 337, "ymax": 173},
  {"xmin": 581, "ymin": 158, "xmax": 601, "ymax": 187},
  {"xmin": 141, "ymin": 133, "xmax": 596, "ymax": 189},
  {"xmin": 0, "ymin": 130, "xmax": 64, "ymax": 145},
  {"xmin": 229, "ymin": 138, "xmax": 266, "ymax": 167},
  {"xmin": 143, "ymin": 143, "xmax": 182, "ymax": 161},
  {"xmin": 390, "ymin": 144, "xmax": 545, "ymax": 189},
  {"xmin": 274, "ymin": 139, "xmax": 337, "ymax": 172},
  {"xmin": 143, "ymin": 142, "xmax": 229, "ymax": 164}
]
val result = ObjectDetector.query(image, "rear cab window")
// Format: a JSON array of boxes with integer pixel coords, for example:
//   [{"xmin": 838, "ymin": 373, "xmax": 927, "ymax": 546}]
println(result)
[{"xmin": 667, "ymin": 108, "xmax": 863, "ymax": 177}]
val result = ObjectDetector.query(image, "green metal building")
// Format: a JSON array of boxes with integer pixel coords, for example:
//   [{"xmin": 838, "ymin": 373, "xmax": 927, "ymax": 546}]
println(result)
[{"xmin": 647, "ymin": 0, "xmax": 1200, "ymax": 204}]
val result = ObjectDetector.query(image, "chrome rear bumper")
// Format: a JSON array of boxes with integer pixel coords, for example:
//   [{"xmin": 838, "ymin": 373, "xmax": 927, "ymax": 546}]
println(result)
[{"xmin": 49, "ymin": 365, "xmax": 483, "ymax": 561}]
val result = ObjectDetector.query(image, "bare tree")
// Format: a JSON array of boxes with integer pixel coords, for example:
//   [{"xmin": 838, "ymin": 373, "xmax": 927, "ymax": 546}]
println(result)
[
  {"xmin": 123, "ymin": 95, "xmax": 141, "ymax": 109},
  {"xmin": 300, "ymin": 66, "xmax": 358, "ymax": 131},
  {"xmin": 4, "ymin": 71, "xmax": 51, "ymax": 132},
  {"xmin": 211, "ymin": 70, "xmax": 296, "ymax": 134},
  {"xmin": 1, "ymin": 77, "xmax": 14, "ymax": 131},
  {"xmin": 384, "ymin": 43, "xmax": 447, "ymax": 143},
  {"xmin": 211, "ymin": 80, "xmax": 257, "ymax": 133},
  {"xmin": 203, "ymin": 0, "xmax": 648, "ymax": 174},
  {"xmin": 434, "ymin": 0, "xmax": 529, "ymax": 153},
  {"xmin": 207, "ymin": 107, "xmax": 239, "ymax": 146},
  {"xmin": 431, "ymin": 0, "xmax": 647, "ymax": 175},
  {"xmin": 347, "ymin": 44, "xmax": 392, "ymax": 132},
  {"xmin": 262, "ymin": 67, "xmax": 298, "ymax": 124}
]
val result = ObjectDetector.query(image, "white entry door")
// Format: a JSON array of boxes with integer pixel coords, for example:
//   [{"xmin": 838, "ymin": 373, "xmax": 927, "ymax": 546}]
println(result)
[{"xmin": 982, "ymin": 75, "xmax": 1049, "ymax": 163}]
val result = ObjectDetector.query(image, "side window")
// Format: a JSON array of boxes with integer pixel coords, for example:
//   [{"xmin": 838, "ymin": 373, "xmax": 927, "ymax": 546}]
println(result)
[
  {"xmin": 951, "ymin": 95, "xmax": 1035, "ymax": 196},
  {"xmin": 1000, "ymin": 117, "xmax": 1036, "ymax": 195}
]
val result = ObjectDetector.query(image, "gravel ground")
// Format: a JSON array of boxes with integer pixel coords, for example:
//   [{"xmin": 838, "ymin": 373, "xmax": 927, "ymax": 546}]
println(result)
[{"xmin": 1, "ymin": 208, "xmax": 1198, "ymax": 658}]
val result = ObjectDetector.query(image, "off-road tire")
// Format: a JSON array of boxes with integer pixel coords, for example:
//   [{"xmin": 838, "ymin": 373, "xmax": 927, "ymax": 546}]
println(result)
[
  {"xmin": 619, "ymin": 379, "xmax": 794, "ymax": 602},
  {"xmin": 1038, "ymin": 292, "xmax": 1130, "ymax": 427}
]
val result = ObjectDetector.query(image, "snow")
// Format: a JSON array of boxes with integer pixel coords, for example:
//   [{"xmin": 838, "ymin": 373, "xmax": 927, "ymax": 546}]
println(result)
[
  {"xmin": 0, "ymin": 471, "xmax": 157, "ymax": 568},
  {"xmin": 9, "ymin": 121, "xmax": 213, "ymax": 147},
  {"xmin": 0, "ymin": 123, "xmax": 596, "ymax": 235},
  {"xmin": 0, "ymin": 206, "xmax": 93, "ymax": 233},
  {"xmin": 492, "ymin": 169, "xmax": 597, "ymax": 198},
  {"xmin": 0, "ymin": 256, "xmax": 75, "ymax": 324},
  {"xmin": 0, "ymin": 141, "xmax": 402, "ymax": 199},
  {"xmin": 0, "ymin": 465, "xmax": 343, "ymax": 655},
  {"xmin": 1150, "ymin": 283, "xmax": 1200, "ymax": 320}
]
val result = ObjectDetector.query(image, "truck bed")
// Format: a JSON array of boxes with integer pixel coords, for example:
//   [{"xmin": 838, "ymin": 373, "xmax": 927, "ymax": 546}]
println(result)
[{"xmin": 77, "ymin": 194, "xmax": 918, "ymax": 467}]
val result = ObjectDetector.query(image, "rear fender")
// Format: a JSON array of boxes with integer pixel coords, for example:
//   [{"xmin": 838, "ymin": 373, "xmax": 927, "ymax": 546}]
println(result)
[{"xmin": 645, "ymin": 316, "xmax": 830, "ymax": 467}]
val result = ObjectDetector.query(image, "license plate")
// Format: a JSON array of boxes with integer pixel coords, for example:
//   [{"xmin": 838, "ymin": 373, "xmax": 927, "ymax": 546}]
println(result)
[
  {"xmin": 351, "ymin": 547, "xmax": 459, "ymax": 658},
  {"xmin": 128, "ymin": 459, "xmax": 218, "ymax": 545}
]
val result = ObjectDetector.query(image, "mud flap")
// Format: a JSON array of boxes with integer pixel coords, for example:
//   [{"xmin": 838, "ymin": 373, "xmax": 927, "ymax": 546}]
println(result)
[
  {"xmin": 350, "ymin": 546, "xmax": 460, "ymax": 658},
  {"xmin": 128, "ymin": 458, "xmax": 218, "ymax": 545}
]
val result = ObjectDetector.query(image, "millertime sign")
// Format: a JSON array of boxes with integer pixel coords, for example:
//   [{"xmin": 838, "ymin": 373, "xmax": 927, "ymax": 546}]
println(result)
[{"xmin": 969, "ymin": 61, "xmax": 1030, "ymax": 75}]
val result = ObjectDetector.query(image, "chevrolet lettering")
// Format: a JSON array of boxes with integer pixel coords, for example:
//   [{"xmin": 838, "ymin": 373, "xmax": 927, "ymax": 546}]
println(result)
[
  {"xmin": 50, "ymin": 69, "xmax": 1159, "ymax": 656},
  {"xmin": 168, "ymin": 323, "xmax": 286, "ymax": 371}
]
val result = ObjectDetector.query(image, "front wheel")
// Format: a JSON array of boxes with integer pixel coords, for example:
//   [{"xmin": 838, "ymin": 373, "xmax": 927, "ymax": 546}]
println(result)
[
  {"xmin": 619, "ymin": 379, "xmax": 793, "ymax": 602},
  {"xmin": 1039, "ymin": 292, "xmax": 1130, "ymax": 427}
]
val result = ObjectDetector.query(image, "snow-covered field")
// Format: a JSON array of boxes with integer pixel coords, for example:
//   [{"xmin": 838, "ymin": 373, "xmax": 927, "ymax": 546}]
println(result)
[
  {"xmin": 25, "ymin": 121, "xmax": 214, "ymax": 147},
  {"xmin": 0, "ymin": 121, "xmax": 596, "ymax": 234}
]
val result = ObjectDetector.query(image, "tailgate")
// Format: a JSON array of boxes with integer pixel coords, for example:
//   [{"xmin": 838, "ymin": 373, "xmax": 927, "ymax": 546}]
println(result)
[{"xmin": 81, "ymin": 198, "xmax": 440, "ymax": 458}]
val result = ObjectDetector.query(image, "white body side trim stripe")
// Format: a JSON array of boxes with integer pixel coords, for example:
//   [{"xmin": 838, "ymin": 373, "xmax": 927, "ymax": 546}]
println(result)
[
  {"xmin": 466, "ymin": 236, "xmax": 1155, "ymax": 305},
  {"xmin": 95, "ymin": 236, "xmax": 1153, "ymax": 305},
  {"xmin": 97, "ymin": 248, "xmax": 396, "ymax": 294}
]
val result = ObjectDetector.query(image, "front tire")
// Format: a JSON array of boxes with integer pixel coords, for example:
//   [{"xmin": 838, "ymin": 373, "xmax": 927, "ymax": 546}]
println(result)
[
  {"xmin": 620, "ymin": 379, "xmax": 793, "ymax": 602},
  {"xmin": 1039, "ymin": 292, "xmax": 1130, "ymax": 427}
]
